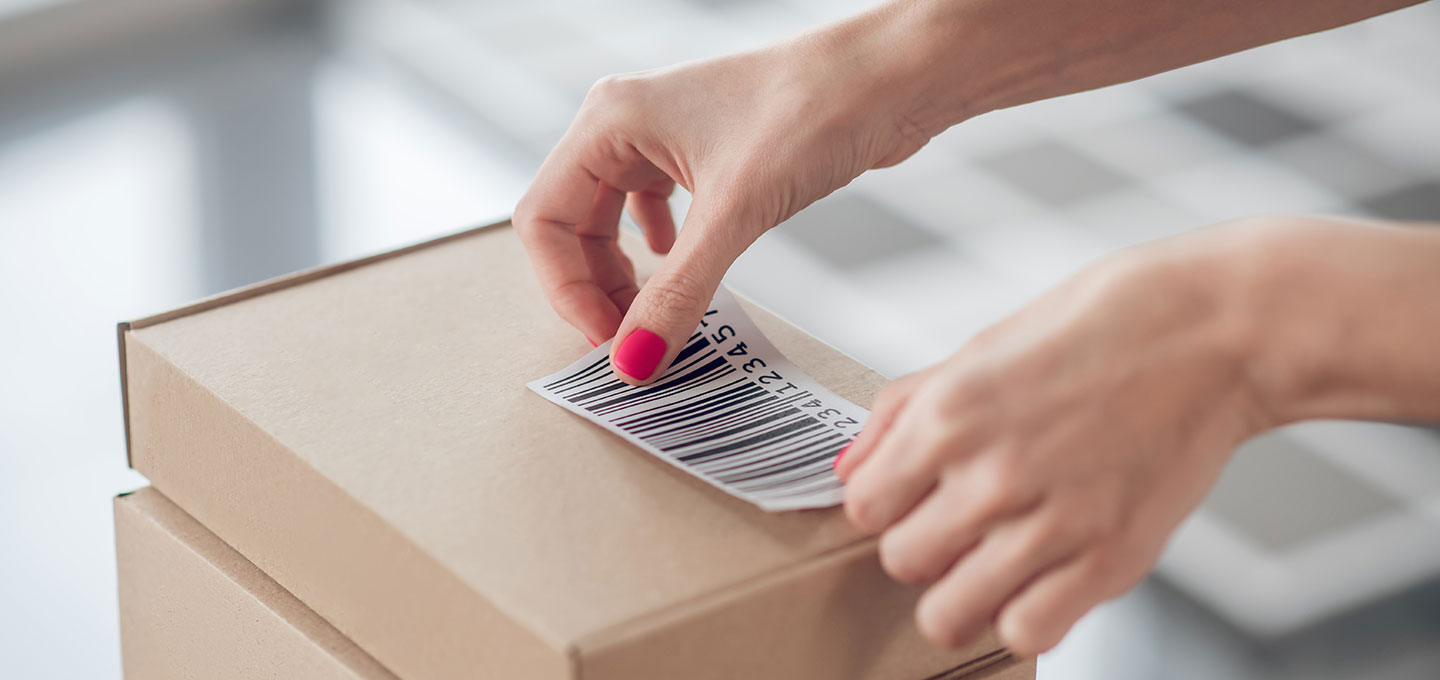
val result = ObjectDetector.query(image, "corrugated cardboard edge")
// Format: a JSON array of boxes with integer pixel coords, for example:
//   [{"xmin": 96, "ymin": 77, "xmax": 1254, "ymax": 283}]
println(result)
[
  {"xmin": 114, "ymin": 486, "xmax": 399, "ymax": 680},
  {"xmin": 116, "ymin": 218, "xmax": 513, "ymax": 468}
]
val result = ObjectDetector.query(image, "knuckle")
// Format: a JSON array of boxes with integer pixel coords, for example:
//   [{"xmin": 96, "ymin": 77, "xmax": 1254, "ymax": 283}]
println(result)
[
  {"xmin": 844, "ymin": 491, "xmax": 883, "ymax": 534},
  {"xmin": 968, "ymin": 456, "xmax": 1028, "ymax": 512},
  {"xmin": 586, "ymin": 73, "xmax": 637, "ymax": 104},
  {"xmin": 640, "ymin": 273, "xmax": 709, "ymax": 319},
  {"xmin": 878, "ymin": 531, "xmax": 930, "ymax": 586},
  {"xmin": 512, "ymin": 196, "xmax": 541, "ymax": 234},
  {"xmin": 916, "ymin": 599, "xmax": 973, "ymax": 650},
  {"xmin": 996, "ymin": 611, "xmax": 1044, "ymax": 658}
]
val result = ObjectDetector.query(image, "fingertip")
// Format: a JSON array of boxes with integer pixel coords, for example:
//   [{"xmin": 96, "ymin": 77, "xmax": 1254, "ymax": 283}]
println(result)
[
  {"xmin": 626, "ymin": 191, "xmax": 676, "ymax": 255},
  {"xmin": 612, "ymin": 327, "xmax": 668, "ymax": 384}
]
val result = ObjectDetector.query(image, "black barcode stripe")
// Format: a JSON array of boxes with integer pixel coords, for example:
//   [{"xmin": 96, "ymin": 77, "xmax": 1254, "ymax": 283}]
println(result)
[
  {"xmin": 640, "ymin": 392, "xmax": 780, "ymax": 445},
  {"xmin": 565, "ymin": 378, "xmax": 630, "ymax": 404},
  {"xmin": 550, "ymin": 358, "xmax": 628, "ymax": 398},
  {"xmin": 594, "ymin": 360, "xmax": 736, "ymax": 415},
  {"xmin": 644, "ymin": 390, "xmax": 814, "ymax": 448},
  {"xmin": 675, "ymin": 417, "xmax": 825, "ymax": 462},
  {"xmin": 590, "ymin": 360, "xmax": 735, "ymax": 416},
  {"xmin": 727, "ymin": 445, "xmax": 841, "ymax": 486},
  {"xmin": 702, "ymin": 435, "xmax": 843, "ymax": 486},
  {"xmin": 542, "ymin": 354, "xmax": 612, "ymax": 391},
  {"xmin": 657, "ymin": 405, "xmax": 799, "ymax": 452},
  {"xmin": 644, "ymin": 391, "xmax": 801, "ymax": 449},
  {"xmin": 667, "ymin": 334, "xmax": 711, "ymax": 367},
  {"xmin": 620, "ymin": 384, "xmax": 767, "ymax": 437},
  {"xmin": 550, "ymin": 332, "xmax": 709, "ymax": 398},
  {"xmin": 613, "ymin": 379, "xmax": 756, "ymax": 432},
  {"xmin": 699, "ymin": 430, "xmax": 843, "ymax": 476},
  {"xmin": 731, "ymin": 445, "xmax": 842, "ymax": 488},
  {"xmin": 573, "ymin": 350, "xmax": 720, "ymax": 414},
  {"xmin": 678, "ymin": 414, "xmax": 836, "ymax": 468},
  {"xmin": 578, "ymin": 353, "xmax": 724, "ymax": 411}
]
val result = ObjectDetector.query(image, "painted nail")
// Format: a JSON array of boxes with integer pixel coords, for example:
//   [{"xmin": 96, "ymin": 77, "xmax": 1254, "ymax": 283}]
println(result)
[
  {"xmin": 587, "ymin": 337, "xmax": 598, "ymax": 347},
  {"xmin": 833, "ymin": 444, "xmax": 851, "ymax": 469},
  {"xmin": 614, "ymin": 328, "xmax": 667, "ymax": 380}
]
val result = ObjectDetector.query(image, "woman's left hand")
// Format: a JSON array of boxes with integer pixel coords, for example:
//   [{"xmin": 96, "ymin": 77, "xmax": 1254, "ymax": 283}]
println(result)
[{"xmin": 835, "ymin": 220, "xmax": 1284, "ymax": 656}]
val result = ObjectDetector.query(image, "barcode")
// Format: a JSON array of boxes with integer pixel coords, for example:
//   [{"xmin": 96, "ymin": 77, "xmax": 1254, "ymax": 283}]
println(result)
[{"xmin": 529, "ymin": 287, "xmax": 870, "ymax": 511}]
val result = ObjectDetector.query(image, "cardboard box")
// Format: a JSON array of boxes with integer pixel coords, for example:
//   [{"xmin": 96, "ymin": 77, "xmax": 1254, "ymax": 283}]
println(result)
[
  {"xmin": 118, "ymin": 220, "xmax": 1026, "ymax": 679},
  {"xmin": 115, "ymin": 487, "xmax": 1032, "ymax": 680},
  {"xmin": 115, "ymin": 487, "xmax": 396, "ymax": 680}
]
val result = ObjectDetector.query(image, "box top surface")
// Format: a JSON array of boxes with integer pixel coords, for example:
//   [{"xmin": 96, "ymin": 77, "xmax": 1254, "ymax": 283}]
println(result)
[{"xmin": 126, "ymin": 222, "xmax": 887, "ymax": 648}]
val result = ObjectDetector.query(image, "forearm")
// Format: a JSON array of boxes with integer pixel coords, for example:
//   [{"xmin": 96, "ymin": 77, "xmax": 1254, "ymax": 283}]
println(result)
[
  {"xmin": 1242, "ymin": 218, "xmax": 1440, "ymax": 426},
  {"xmin": 831, "ymin": 0, "xmax": 1424, "ymax": 135}
]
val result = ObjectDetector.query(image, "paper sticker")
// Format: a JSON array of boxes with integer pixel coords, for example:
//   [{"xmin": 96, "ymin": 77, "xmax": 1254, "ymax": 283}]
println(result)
[{"xmin": 528, "ymin": 287, "xmax": 869, "ymax": 511}]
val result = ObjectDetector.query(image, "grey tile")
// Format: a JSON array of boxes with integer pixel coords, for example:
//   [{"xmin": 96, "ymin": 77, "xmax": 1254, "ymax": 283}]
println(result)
[
  {"xmin": 1179, "ymin": 89, "xmax": 1320, "ymax": 147},
  {"xmin": 1267, "ymin": 137, "xmax": 1418, "ymax": 199},
  {"xmin": 775, "ymin": 191, "xmax": 946, "ymax": 268},
  {"xmin": 1360, "ymin": 182, "xmax": 1440, "ymax": 221},
  {"xmin": 1204, "ymin": 432, "xmax": 1401, "ymax": 552},
  {"xmin": 979, "ymin": 141, "xmax": 1131, "ymax": 204}
]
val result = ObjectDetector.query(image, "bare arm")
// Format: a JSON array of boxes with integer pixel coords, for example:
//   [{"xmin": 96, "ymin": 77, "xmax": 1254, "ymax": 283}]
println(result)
[
  {"xmin": 875, "ymin": 0, "xmax": 1426, "ymax": 134},
  {"xmin": 515, "ymin": 0, "xmax": 1423, "ymax": 386}
]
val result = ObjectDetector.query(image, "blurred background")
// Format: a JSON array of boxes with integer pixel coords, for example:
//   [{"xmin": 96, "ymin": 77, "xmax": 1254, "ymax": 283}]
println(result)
[{"xmin": 2, "ymin": 0, "xmax": 1439, "ymax": 678}]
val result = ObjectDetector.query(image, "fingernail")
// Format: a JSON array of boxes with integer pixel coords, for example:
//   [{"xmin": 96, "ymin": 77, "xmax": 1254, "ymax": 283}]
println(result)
[
  {"xmin": 614, "ymin": 328, "xmax": 667, "ymax": 380},
  {"xmin": 587, "ymin": 337, "xmax": 598, "ymax": 347},
  {"xmin": 833, "ymin": 444, "xmax": 851, "ymax": 469}
]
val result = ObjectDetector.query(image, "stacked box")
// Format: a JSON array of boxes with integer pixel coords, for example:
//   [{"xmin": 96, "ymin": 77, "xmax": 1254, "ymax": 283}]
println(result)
[{"xmin": 114, "ymin": 220, "xmax": 1036, "ymax": 679}]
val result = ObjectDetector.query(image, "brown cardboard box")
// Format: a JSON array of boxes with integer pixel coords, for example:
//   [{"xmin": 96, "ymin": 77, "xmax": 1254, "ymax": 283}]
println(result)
[
  {"xmin": 114, "ymin": 486, "xmax": 1033, "ymax": 680},
  {"xmin": 118, "ymin": 220, "xmax": 1027, "ymax": 680},
  {"xmin": 115, "ymin": 487, "xmax": 396, "ymax": 680}
]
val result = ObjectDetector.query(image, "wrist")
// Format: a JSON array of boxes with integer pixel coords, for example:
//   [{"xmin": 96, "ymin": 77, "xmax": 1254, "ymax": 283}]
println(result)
[
  {"xmin": 1227, "ymin": 216, "xmax": 1440, "ymax": 425},
  {"xmin": 796, "ymin": 2, "xmax": 978, "ymax": 151}
]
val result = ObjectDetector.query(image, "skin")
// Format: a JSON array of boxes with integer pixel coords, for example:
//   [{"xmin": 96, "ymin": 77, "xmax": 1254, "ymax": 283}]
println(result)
[{"xmin": 515, "ymin": 0, "xmax": 1440, "ymax": 658}]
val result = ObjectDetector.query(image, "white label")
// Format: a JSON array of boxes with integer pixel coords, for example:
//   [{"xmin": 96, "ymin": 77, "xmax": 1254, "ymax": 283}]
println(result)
[{"xmin": 528, "ymin": 287, "xmax": 869, "ymax": 511}]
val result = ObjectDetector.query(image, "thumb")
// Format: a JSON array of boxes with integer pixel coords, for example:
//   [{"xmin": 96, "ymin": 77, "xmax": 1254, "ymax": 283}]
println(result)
[{"xmin": 609, "ymin": 197, "xmax": 757, "ymax": 385}]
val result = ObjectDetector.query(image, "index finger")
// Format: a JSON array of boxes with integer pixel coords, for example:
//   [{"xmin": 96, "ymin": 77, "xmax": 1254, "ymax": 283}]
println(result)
[{"xmin": 515, "ymin": 150, "xmax": 625, "ymax": 341}]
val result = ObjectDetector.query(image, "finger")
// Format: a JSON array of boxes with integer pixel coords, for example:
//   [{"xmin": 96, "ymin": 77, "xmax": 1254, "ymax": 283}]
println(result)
[
  {"xmin": 995, "ymin": 545, "xmax": 1144, "ymax": 657},
  {"xmin": 835, "ymin": 367, "xmax": 935, "ymax": 481},
  {"xmin": 608, "ymin": 194, "xmax": 759, "ymax": 385},
  {"xmin": 578, "ymin": 183, "xmax": 640, "ymax": 324},
  {"xmin": 914, "ymin": 506, "xmax": 1089, "ymax": 650},
  {"xmin": 877, "ymin": 469, "xmax": 1039, "ymax": 586},
  {"xmin": 515, "ymin": 157, "xmax": 624, "ymax": 341},
  {"xmin": 626, "ymin": 177, "xmax": 677, "ymax": 255},
  {"xmin": 843, "ymin": 393, "xmax": 955, "ymax": 533}
]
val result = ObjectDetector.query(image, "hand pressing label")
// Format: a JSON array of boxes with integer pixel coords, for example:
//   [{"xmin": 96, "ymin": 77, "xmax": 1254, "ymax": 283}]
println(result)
[{"xmin": 529, "ymin": 287, "xmax": 869, "ymax": 511}]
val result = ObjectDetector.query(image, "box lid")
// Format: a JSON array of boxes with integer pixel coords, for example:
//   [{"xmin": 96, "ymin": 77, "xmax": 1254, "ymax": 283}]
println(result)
[{"xmin": 120, "ymin": 220, "xmax": 1004, "ymax": 679}]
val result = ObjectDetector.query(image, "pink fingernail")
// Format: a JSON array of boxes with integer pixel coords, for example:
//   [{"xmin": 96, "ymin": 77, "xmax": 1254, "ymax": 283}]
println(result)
[
  {"xmin": 834, "ymin": 444, "xmax": 850, "ymax": 470},
  {"xmin": 614, "ymin": 328, "xmax": 666, "ymax": 380},
  {"xmin": 587, "ymin": 336, "xmax": 598, "ymax": 347}
]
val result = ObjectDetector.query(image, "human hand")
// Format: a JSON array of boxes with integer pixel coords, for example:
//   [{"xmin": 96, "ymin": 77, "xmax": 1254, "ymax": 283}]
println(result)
[
  {"xmin": 834, "ymin": 223, "xmax": 1284, "ymax": 656},
  {"xmin": 514, "ymin": 6, "xmax": 941, "ymax": 384}
]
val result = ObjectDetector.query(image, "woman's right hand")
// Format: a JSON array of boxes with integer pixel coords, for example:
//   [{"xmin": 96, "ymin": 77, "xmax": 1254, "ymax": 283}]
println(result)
[{"xmin": 514, "ymin": 4, "xmax": 942, "ymax": 384}]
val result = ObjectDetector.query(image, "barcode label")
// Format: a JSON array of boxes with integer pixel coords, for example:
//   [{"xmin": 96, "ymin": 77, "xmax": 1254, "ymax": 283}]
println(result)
[{"xmin": 528, "ymin": 287, "xmax": 869, "ymax": 511}]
